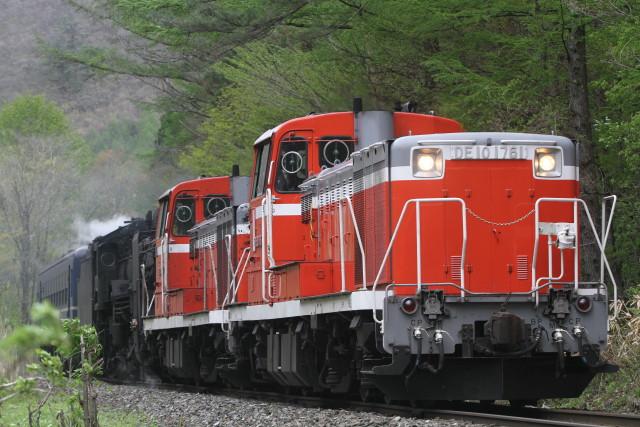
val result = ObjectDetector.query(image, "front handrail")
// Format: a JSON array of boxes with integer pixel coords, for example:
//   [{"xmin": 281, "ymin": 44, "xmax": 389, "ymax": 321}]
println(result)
[
  {"xmin": 260, "ymin": 189, "xmax": 276, "ymax": 302},
  {"xmin": 206, "ymin": 243, "xmax": 218, "ymax": 307},
  {"xmin": 601, "ymin": 196, "xmax": 617, "ymax": 284},
  {"xmin": 231, "ymin": 248, "xmax": 251, "ymax": 304},
  {"xmin": 334, "ymin": 197, "xmax": 369, "ymax": 292},
  {"xmin": 372, "ymin": 198, "xmax": 468, "ymax": 325},
  {"xmin": 344, "ymin": 197, "xmax": 367, "ymax": 290},
  {"xmin": 532, "ymin": 197, "xmax": 618, "ymax": 319},
  {"xmin": 161, "ymin": 233, "xmax": 169, "ymax": 316}
]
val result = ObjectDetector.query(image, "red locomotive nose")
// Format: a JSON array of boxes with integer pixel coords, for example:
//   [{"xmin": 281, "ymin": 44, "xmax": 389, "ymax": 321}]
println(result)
[
  {"xmin": 576, "ymin": 296, "xmax": 592, "ymax": 313},
  {"xmin": 401, "ymin": 297, "xmax": 418, "ymax": 315}
]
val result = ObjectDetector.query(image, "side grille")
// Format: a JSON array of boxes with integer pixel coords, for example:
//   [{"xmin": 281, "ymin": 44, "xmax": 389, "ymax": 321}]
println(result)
[
  {"xmin": 517, "ymin": 255, "xmax": 528, "ymax": 280},
  {"xmin": 450, "ymin": 256, "xmax": 462, "ymax": 281},
  {"xmin": 301, "ymin": 192, "xmax": 312, "ymax": 223}
]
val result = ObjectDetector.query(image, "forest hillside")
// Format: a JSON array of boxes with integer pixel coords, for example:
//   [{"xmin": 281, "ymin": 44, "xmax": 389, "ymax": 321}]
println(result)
[{"xmin": 0, "ymin": 0, "xmax": 156, "ymax": 132}]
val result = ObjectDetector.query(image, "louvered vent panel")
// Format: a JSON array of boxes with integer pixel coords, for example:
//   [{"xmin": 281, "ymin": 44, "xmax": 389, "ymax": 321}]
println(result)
[
  {"xmin": 450, "ymin": 256, "xmax": 462, "ymax": 281},
  {"xmin": 301, "ymin": 193, "xmax": 312, "ymax": 223},
  {"xmin": 353, "ymin": 169, "xmax": 365, "ymax": 286},
  {"xmin": 372, "ymin": 160, "xmax": 389, "ymax": 284},
  {"xmin": 517, "ymin": 256, "xmax": 528, "ymax": 280}
]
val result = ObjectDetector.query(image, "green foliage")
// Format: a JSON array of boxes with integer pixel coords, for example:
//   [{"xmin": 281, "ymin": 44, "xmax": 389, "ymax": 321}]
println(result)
[
  {"xmin": 180, "ymin": 42, "xmax": 372, "ymax": 175},
  {"xmin": 0, "ymin": 94, "xmax": 90, "ymax": 171},
  {"xmin": 60, "ymin": 319, "xmax": 103, "ymax": 378},
  {"xmin": 85, "ymin": 111, "xmax": 159, "ymax": 159},
  {"xmin": 0, "ymin": 304, "xmax": 103, "ymax": 426},
  {"xmin": 552, "ymin": 294, "xmax": 640, "ymax": 411},
  {"xmin": 1, "ymin": 394, "xmax": 154, "ymax": 427},
  {"xmin": 0, "ymin": 95, "xmax": 70, "ymax": 140},
  {"xmin": 0, "ymin": 303, "xmax": 69, "ymax": 357},
  {"xmin": 64, "ymin": 0, "xmax": 640, "ymax": 292}
]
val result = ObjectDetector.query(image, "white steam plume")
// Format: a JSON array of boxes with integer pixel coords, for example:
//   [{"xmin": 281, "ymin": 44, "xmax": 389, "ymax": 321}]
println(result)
[{"xmin": 73, "ymin": 215, "xmax": 130, "ymax": 244}]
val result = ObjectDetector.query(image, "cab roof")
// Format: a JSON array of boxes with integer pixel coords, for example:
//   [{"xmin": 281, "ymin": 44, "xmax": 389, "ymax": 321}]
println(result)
[{"xmin": 158, "ymin": 176, "xmax": 230, "ymax": 201}]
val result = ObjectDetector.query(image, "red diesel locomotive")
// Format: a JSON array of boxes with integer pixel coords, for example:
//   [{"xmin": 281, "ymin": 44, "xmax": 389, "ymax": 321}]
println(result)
[
  {"xmin": 40, "ymin": 102, "xmax": 618, "ymax": 404},
  {"xmin": 142, "ymin": 103, "xmax": 618, "ymax": 403}
]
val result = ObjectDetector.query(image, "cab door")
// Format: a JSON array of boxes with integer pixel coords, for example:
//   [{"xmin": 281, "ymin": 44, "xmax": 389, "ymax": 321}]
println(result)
[
  {"xmin": 247, "ymin": 138, "xmax": 273, "ymax": 303},
  {"xmin": 271, "ymin": 130, "xmax": 313, "ymax": 262},
  {"xmin": 154, "ymin": 196, "xmax": 169, "ymax": 315}
]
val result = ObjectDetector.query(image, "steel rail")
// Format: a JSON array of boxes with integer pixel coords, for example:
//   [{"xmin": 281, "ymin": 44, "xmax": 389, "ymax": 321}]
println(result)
[{"xmin": 100, "ymin": 378, "xmax": 639, "ymax": 427}]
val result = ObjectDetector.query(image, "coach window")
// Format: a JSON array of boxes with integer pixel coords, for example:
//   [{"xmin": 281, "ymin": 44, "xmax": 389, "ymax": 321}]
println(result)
[
  {"xmin": 172, "ymin": 194, "xmax": 195, "ymax": 236},
  {"xmin": 252, "ymin": 140, "xmax": 271, "ymax": 198},
  {"xmin": 276, "ymin": 136, "xmax": 308, "ymax": 193},
  {"xmin": 204, "ymin": 195, "xmax": 230, "ymax": 219}
]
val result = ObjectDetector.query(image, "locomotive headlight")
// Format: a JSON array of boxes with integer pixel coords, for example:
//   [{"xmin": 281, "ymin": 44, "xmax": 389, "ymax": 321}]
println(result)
[
  {"xmin": 538, "ymin": 154, "xmax": 556, "ymax": 171},
  {"xmin": 534, "ymin": 147, "xmax": 562, "ymax": 177},
  {"xmin": 413, "ymin": 148, "xmax": 443, "ymax": 178}
]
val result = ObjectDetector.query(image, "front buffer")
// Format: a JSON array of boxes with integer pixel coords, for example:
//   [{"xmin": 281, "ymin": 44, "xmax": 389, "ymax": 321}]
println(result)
[{"xmin": 362, "ymin": 286, "xmax": 615, "ymax": 402}]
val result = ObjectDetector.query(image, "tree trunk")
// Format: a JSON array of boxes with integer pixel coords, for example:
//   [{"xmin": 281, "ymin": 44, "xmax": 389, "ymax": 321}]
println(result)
[
  {"xmin": 19, "ymin": 255, "xmax": 32, "ymax": 324},
  {"xmin": 565, "ymin": 22, "xmax": 601, "ymax": 280},
  {"xmin": 80, "ymin": 335, "xmax": 99, "ymax": 427}
]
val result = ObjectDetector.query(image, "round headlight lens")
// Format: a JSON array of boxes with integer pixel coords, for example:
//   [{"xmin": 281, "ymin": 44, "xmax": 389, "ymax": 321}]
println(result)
[
  {"xmin": 538, "ymin": 154, "xmax": 556, "ymax": 172},
  {"xmin": 417, "ymin": 154, "xmax": 436, "ymax": 172}
]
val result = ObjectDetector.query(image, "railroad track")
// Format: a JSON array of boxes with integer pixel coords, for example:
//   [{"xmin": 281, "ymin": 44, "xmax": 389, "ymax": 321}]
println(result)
[{"xmin": 101, "ymin": 378, "xmax": 639, "ymax": 427}]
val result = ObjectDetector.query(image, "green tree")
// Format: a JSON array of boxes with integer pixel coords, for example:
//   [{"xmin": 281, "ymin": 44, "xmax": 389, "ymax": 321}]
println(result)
[
  {"xmin": 0, "ymin": 303, "xmax": 102, "ymax": 426},
  {"xmin": 0, "ymin": 95, "xmax": 70, "ymax": 139},
  {"xmin": 180, "ymin": 42, "xmax": 373, "ymax": 175},
  {"xmin": 60, "ymin": 0, "xmax": 358, "ymax": 154},
  {"xmin": 62, "ymin": 0, "xmax": 639, "ymax": 290},
  {"xmin": 0, "ymin": 96, "xmax": 83, "ymax": 323}
]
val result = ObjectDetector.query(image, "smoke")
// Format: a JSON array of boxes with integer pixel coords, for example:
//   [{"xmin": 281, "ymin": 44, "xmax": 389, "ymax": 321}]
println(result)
[{"xmin": 73, "ymin": 215, "xmax": 130, "ymax": 244}]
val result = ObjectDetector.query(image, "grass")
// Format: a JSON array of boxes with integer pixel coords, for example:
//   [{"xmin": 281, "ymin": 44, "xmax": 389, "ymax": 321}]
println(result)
[
  {"xmin": 550, "ymin": 294, "xmax": 640, "ymax": 413},
  {"xmin": 0, "ymin": 394, "xmax": 156, "ymax": 427}
]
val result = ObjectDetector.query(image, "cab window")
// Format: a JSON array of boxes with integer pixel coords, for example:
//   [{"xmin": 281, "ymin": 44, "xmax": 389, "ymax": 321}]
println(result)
[
  {"xmin": 172, "ymin": 194, "xmax": 195, "ymax": 236},
  {"xmin": 275, "ymin": 136, "xmax": 308, "ymax": 193},
  {"xmin": 156, "ymin": 198, "xmax": 169, "ymax": 238},
  {"xmin": 252, "ymin": 140, "xmax": 271, "ymax": 197},
  {"xmin": 318, "ymin": 135, "xmax": 354, "ymax": 169},
  {"xmin": 203, "ymin": 195, "xmax": 230, "ymax": 219}
]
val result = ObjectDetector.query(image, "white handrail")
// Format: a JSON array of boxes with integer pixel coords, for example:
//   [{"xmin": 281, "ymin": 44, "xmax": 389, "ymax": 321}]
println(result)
[
  {"xmin": 601, "ymin": 196, "xmax": 617, "ymax": 284},
  {"xmin": 260, "ymin": 196, "xmax": 269, "ymax": 302},
  {"xmin": 202, "ymin": 242, "xmax": 207, "ymax": 311},
  {"xmin": 372, "ymin": 198, "xmax": 467, "ymax": 325},
  {"xmin": 344, "ymin": 197, "xmax": 367, "ymax": 290},
  {"xmin": 230, "ymin": 248, "xmax": 251, "ymax": 305},
  {"xmin": 207, "ymin": 244, "xmax": 218, "ymax": 307},
  {"xmin": 221, "ymin": 246, "xmax": 250, "ymax": 333},
  {"xmin": 338, "ymin": 200, "xmax": 346, "ymax": 292},
  {"xmin": 224, "ymin": 234, "xmax": 234, "ymax": 303},
  {"xmin": 161, "ymin": 233, "xmax": 169, "ymax": 316},
  {"xmin": 535, "ymin": 248, "xmax": 566, "ymax": 299},
  {"xmin": 531, "ymin": 197, "xmax": 619, "ymax": 319},
  {"xmin": 261, "ymin": 189, "xmax": 277, "ymax": 301}
]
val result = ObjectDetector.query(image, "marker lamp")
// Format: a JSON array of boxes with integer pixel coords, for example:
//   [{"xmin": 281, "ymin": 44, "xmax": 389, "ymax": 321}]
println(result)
[
  {"xmin": 534, "ymin": 148, "xmax": 562, "ymax": 177},
  {"xmin": 413, "ymin": 148, "xmax": 443, "ymax": 178}
]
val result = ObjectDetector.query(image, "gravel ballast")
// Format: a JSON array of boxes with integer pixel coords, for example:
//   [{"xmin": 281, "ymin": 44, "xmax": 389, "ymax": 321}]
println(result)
[{"xmin": 97, "ymin": 383, "xmax": 493, "ymax": 426}]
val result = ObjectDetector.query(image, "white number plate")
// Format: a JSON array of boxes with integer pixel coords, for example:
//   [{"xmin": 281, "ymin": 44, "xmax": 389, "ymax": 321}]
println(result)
[{"xmin": 450, "ymin": 145, "xmax": 530, "ymax": 160}]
